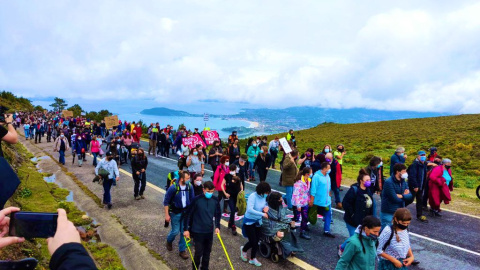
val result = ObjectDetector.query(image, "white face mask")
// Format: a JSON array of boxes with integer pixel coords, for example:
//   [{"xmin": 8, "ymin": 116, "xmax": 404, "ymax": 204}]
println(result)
[
  {"xmin": 225, "ymin": 162, "xmax": 229, "ymax": 166},
  {"xmin": 229, "ymin": 172, "xmax": 235, "ymax": 175},
  {"xmin": 401, "ymin": 172, "xmax": 409, "ymax": 179},
  {"xmin": 195, "ymin": 180, "xmax": 202, "ymax": 186}
]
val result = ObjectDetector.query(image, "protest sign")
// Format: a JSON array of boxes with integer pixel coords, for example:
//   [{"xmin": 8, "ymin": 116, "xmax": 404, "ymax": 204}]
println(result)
[
  {"xmin": 104, "ymin": 115, "xmax": 119, "ymax": 129},
  {"xmin": 279, "ymin": 137, "xmax": 292, "ymax": 154},
  {"xmin": 202, "ymin": 130, "xmax": 220, "ymax": 145},
  {"xmin": 62, "ymin": 110, "xmax": 73, "ymax": 118},
  {"xmin": 182, "ymin": 134, "xmax": 206, "ymax": 148}
]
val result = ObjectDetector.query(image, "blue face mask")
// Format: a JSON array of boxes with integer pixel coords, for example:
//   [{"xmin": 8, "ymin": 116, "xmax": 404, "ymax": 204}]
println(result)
[
  {"xmin": 400, "ymin": 153, "xmax": 404, "ymax": 157},
  {"xmin": 263, "ymin": 194, "xmax": 268, "ymax": 199},
  {"xmin": 253, "ymin": 143, "xmax": 257, "ymax": 147},
  {"xmin": 377, "ymin": 161, "xmax": 383, "ymax": 168},
  {"xmin": 205, "ymin": 192, "xmax": 213, "ymax": 199},
  {"xmin": 327, "ymin": 169, "xmax": 331, "ymax": 174},
  {"xmin": 325, "ymin": 149, "xmax": 330, "ymax": 153},
  {"xmin": 420, "ymin": 156, "xmax": 426, "ymax": 162},
  {"xmin": 260, "ymin": 150, "xmax": 264, "ymax": 153},
  {"xmin": 309, "ymin": 174, "xmax": 313, "ymax": 178}
]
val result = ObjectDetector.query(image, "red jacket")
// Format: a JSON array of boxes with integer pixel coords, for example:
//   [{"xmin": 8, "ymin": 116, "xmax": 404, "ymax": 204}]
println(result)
[{"xmin": 428, "ymin": 165, "xmax": 453, "ymax": 209}]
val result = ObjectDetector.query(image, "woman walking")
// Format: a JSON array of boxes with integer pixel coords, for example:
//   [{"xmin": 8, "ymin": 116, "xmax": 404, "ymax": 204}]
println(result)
[
  {"xmin": 131, "ymin": 148, "xmax": 148, "ymax": 200},
  {"xmin": 254, "ymin": 146, "xmax": 271, "ymax": 182},
  {"xmin": 90, "ymin": 135, "xmax": 101, "ymax": 167},
  {"xmin": 240, "ymin": 182, "xmax": 271, "ymax": 267},
  {"xmin": 95, "ymin": 151, "xmax": 120, "ymax": 209}
]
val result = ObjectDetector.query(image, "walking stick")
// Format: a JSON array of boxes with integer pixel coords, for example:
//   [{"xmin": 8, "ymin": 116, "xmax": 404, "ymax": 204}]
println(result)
[
  {"xmin": 184, "ymin": 236, "xmax": 198, "ymax": 270},
  {"xmin": 217, "ymin": 233, "xmax": 235, "ymax": 270}
]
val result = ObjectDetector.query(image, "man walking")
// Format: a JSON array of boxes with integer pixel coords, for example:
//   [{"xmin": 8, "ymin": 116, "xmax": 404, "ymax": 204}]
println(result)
[
  {"xmin": 183, "ymin": 181, "xmax": 221, "ymax": 270},
  {"xmin": 163, "ymin": 171, "xmax": 194, "ymax": 260},
  {"xmin": 281, "ymin": 149, "xmax": 299, "ymax": 210},
  {"xmin": 309, "ymin": 162, "xmax": 335, "ymax": 238},
  {"xmin": 408, "ymin": 151, "xmax": 429, "ymax": 223}
]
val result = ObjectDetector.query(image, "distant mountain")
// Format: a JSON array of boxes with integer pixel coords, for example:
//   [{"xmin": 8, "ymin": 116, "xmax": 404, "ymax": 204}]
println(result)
[
  {"xmin": 140, "ymin": 106, "xmax": 449, "ymax": 133},
  {"xmin": 140, "ymin": 107, "xmax": 199, "ymax": 117}
]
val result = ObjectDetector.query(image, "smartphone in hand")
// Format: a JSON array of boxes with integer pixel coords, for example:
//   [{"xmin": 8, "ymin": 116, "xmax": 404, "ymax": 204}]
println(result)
[{"xmin": 9, "ymin": 211, "xmax": 58, "ymax": 239}]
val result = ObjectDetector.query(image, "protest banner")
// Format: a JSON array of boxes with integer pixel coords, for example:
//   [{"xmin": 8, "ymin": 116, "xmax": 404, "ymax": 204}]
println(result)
[
  {"xmin": 182, "ymin": 134, "xmax": 206, "ymax": 149},
  {"xmin": 62, "ymin": 110, "xmax": 73, "ymax": 118},
  {"xmin": 279, "ymin": 137, "xmax": 292, "ymax": 154},
  {"xmin": 202, "ymin": 130, "xmax": 220, "ymax": 145},
  {"xmin": 104, "ymin": 115, "xmax": 119, "ymax": 129}
]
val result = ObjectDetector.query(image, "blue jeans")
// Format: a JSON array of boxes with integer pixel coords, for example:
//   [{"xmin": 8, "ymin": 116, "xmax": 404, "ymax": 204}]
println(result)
[
  {"xmin": 24, "ymin": 129, "xmax": 29, "ymax": 138},
  {"xmin": 248, "ymin": 161, "xmax": 255, "ymax": 179},
  {"xmin": 92, "ymin": 152, "xmax": 98, "ymax": 166},
  {"xmin": 167, "ymin": 212, "xmax": 186, "ymax": 252},
  {"xmin": 317, "ymin": 206, "xmax": 332, "ymax": 233},
  {"xmin": 380, "ymin": 212, "xmax": 394, "ymax": 230},
  {"xmin": 340, "ymin": 223, "xmax": 357, "ymax": 250},
  {"xmin": 103, "ymin": 178, "xmax": 114, "ymax": 204},
  {"xmin": 59, "ymin": 150, "xmax": 65, "ymax": 165},
  {"xmin": 332, "ymin": 185, "xmax": 341, "ymax": 204},
  {"xmin": 283, "ymin": 186, "xmax": 293, "ymax": 209}
]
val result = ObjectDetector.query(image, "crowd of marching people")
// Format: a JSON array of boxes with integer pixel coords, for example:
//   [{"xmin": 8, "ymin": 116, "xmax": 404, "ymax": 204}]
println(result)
[{"xmin": 3, "ymin": 109, "xmax": 457, "ymax": 270}]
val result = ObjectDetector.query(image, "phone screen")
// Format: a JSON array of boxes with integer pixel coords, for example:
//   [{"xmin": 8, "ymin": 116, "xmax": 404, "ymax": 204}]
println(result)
[{"xmin": 9, "ymin": 212, "xmax": 58, "ymax": 239}]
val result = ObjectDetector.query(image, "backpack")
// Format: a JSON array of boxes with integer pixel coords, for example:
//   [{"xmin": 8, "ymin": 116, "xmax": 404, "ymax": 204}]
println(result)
[
  {"xmin": 236, "ymin": 191, "xmax": 246, "ymax": 216},
  {"xmin": 381, "ymin": 225, "xmax": 395, "ymax": 251},
  {"xmin": 166, "ymin": 171, "xmax": 178, "ymax": 189},
  {"xmin": 168, "ymin": 181, "xmax": 191, "ymax": 212}
]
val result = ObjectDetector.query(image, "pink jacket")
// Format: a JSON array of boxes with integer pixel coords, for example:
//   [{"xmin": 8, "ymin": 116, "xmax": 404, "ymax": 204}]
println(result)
[
  {"xmin": 213, "ymin": 164, "xmax": 229, "ymax": 191},
  {"xmin": 292, "ymin": 176, "xmax": 311, "ymax": 208},
  {"xmin": 91, "ymin": 140, "xmax": 101, "ymax": 153}
]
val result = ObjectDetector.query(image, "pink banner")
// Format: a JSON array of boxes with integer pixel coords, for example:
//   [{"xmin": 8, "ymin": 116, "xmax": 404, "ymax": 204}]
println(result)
[
  {"xmin": 202, "ymin": 130, "xmax": 220, "ymax": 146},
  {"xmin": 182, "ymin": 134, "xmax": 207, "ymax": 148}
]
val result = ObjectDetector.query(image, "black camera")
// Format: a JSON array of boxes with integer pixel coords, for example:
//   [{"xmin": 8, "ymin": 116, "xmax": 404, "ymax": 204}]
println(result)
[{"xmin": 0, "ymin": 105, "xmax": 8, "ymax": 123}]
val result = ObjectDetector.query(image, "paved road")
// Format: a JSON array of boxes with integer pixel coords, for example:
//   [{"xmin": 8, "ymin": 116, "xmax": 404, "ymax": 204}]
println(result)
[{"xmin": 113, "ymin": 140, "xmax": 480, "ymax": 270}]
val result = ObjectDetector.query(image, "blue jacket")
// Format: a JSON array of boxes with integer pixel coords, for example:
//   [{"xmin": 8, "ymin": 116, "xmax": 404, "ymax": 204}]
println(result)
[
  {"xmin": 389, "ymin": 153, "xmax": 405, "ymax": 176},
  {"xmin": 247, "ymin": 146, "xmax": 260, "ymax": 163},
  {"xmin": 381, "ymin": 176, "xmax": 412, "ymax": 214},
  {"xmin": 407, "ymin": 159, "xmax": 427, "ymax": 190},
  {"xmin": 73, "ymin": 139, "xmax": 87, "ymax": 154},
  {"xmin": 311, "ymin": 171, "xmax": 331, "ymax": 207},
  {"xmin": 163, "ymin": 182, "xmax": 195, "ymax": 213}
]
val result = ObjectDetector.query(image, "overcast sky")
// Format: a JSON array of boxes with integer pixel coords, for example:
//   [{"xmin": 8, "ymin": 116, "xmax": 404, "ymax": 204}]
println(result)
[{"xmin": 1, "ymin": 0, "xmax": 480, "ymax": 113}]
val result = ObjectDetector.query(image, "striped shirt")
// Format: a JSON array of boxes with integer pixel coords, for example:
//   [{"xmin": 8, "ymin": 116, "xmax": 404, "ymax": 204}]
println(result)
[{"xmin": 376, "ymin": 226, "xmax": 410, "ymax": 259}]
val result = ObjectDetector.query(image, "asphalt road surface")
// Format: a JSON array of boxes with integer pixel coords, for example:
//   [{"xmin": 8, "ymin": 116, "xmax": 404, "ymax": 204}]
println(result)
[{"xmin": 113, "ymin": 140, "xmax": 480, "ymax": 270}]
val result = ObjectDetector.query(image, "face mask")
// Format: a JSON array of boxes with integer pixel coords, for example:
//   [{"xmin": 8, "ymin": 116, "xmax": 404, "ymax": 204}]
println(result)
[
  {"xmin": 225, "ymin": 162, "xmax": 230, "ymax": 166},
  {"xmin": 400, "ymin": 153, "xmax": 405, "ymax": 157},
  {"xmin": 193, "ymin": 151, "xmax": 198, "ymax": 155},
  {"xmin": 325, "ymin": 149, "xmax": 330, "ymax": 153},
  {"xmin": 367, "ymin": 234, "xmax": 378, "ymax": 241},
  {"xmin": 420, "ymin": 156, "xmax": 426, "ymax": 162},
  {"xmin": 252, "ymin": 144, "xmax": 257, "ymax": 147},
  {"xmin": 445, "ymin": 165, "xmax": 451, "ymax": 170},
  {"xmin": 107, "ymin": 157, "xmax": 113, "ymax": 161},
  {"xmin": 326, "ymin": 169, "xmax": 331, "ymax": 174},
  {"xmin": 326, "ymin": 158, "xmax": 332, "ymax": 163},
  {"xmin": 401, "ymin": 173, "xmax": 408, "ymax": 179},
  {"xmin": 364, "ymin": 180, "xmax": 372, "ymax": 187},
  {"xmin": 396, "ymin": 223, "xmax": 408, "ymax": 230},
  {"xmin": 309, "ymin": 174, "xmax": 313, "ymax": 178},
  {"xmin": 260, "ymin": 150, "xmax": 264, "ymax": 154},
  {"xmin": 230, "ymin": 172, "xmax": 235, "ymax": 175},
  {"xmin": 195, "ymin": 180, "xmax": 202, "ymax": 186},
  {"xmin": 263, "ymin": 194, "xmax": 268, "ymax": 199},
  {"xmin": 60, "ymin": 134, "xmax": 64, "ymax": 138},
  {"xmin": 377, "ymin": 161, "xmax": 383, "ymax": 168},
  {"xmin": 205, "ymin": 192, "xmax": 213, "ymax": 199},
  {"xmin": 78, "ymin": 137, "xmax": 82, "ymax": 140}
]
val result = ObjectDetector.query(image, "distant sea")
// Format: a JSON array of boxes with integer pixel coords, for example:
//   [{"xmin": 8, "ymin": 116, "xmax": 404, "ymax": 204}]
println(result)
[{"xmin": 117, "ymin": 113, "xmax": 252, "ymax": 138}]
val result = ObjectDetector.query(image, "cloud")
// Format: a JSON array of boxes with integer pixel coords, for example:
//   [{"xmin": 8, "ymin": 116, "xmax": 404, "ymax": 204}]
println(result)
[{"xmin": 1, "ymin": 0, "xmax": 480, "ymax": 113}]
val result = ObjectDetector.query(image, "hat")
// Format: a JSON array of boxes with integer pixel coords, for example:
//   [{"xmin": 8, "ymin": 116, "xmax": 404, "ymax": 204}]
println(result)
[
  {"xmin": 418, "ymin": 151, "xmax": 426, "ymax": 156},
  {"xmin": 106, "ymin": 151, "xmax": 113, "ymax": 156}
]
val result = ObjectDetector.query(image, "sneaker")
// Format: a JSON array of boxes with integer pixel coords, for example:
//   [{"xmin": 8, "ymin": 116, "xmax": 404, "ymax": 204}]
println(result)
[
  {"xmin": 417, "ymin": 216, "xmax": 428, "ymax": 223},
  {"xmin": 323, "ymin": 232, "xmax": 335, "ymax": 238},
  {"xmin": 337, "ymin": 245, "xmax": 343, "ymax": 258},
  {"xmin": 300, "ymin": 232, "xmax": 311, "ymax": 240},
  {"xmin": 140, "ymin": 195, "xmax": 145, "ymax": 199},
  {"xmin": 249, "ymin": 258, "xmax": 262, "ymax": 267},
  {"xmin": 135, "ymin": 196, "xmax": 141, "ymax": 200},
  {"xmin": 240, "ymin": 246, "xmax": 248, "ymax": 262}
]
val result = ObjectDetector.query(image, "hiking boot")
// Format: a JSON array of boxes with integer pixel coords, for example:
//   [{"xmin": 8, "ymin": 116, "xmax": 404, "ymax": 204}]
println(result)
[
  {"xmin": 240, "ymin": 246, "xmax": 248, "ymax": 262},
  {"xmin": 336, "ymin": 202, "xmax": 343, "ymax": 210},
  {"xmin": 107, "ymin": 203, "xmax": 112, "ymax": 209},
  {"xmin": 179, "ymin": 251, "xmax": 189, "ymax": 260},
  {"xmin": 300, "ymin": 232, "xmax": 311, "ymax": 240},
  {"xmin": 166, "ymin": 242, "xmax": 173, "ymax": 251},
  {"xmin": 417, "ymin": 216, "xmax": 428, "ymax": 223},
  {"xmin": 135, "ymin": 196, "xmax": 141, "ymax": 200},
  {"xmin": 140, "ymin": 195, "xmax": 145, "ymax": 199},
  {"xmin": 323, "ymin": 232, "xmax": 335, "ymax": 238},
  {"xmin": 249, "ymin": 258, "xmax": 262, "ymax": 267}
]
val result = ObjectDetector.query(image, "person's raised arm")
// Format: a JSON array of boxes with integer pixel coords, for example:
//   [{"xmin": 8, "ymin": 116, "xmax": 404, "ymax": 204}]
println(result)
[{"xmin": 1, "ymin": 115, "xmax": 18, "ymax": 144}]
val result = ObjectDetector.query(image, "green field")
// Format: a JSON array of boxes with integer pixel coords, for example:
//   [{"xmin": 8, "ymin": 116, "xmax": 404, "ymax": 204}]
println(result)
[{"xmin": 244, "ymin": 114, "xmax": 480, "ymax": 214}]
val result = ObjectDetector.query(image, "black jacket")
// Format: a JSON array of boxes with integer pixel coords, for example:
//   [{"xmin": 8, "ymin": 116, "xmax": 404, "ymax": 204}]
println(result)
[
  {"xmin": 183, "ymin": 194, "xmax": 221, "ymax": 234},
  {"xmin": 50, "ymin": 243, "xmax": 97, "ymax": 270},
  {"xmin": 131, "ymin": 155, "xmax": 148, "ymax": 173},
  {"xmin": 407, "ymin": 159, "xmax": 428, "ymax": 190},
  {"xmin": 342, "ymin": 184, "xmax": 375, "ymax": 227}
]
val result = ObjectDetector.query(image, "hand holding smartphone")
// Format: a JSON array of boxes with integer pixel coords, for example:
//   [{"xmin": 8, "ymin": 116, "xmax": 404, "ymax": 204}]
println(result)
[{"xmin": 9, "ymin": 211, "xmax": 58, "ymax": 239}]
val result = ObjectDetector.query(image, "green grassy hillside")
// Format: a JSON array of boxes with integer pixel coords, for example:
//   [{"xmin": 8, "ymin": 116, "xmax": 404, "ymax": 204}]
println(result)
[{"xmin": 258, "ymin": 114, "xmax": 480, "ymax": 209}]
